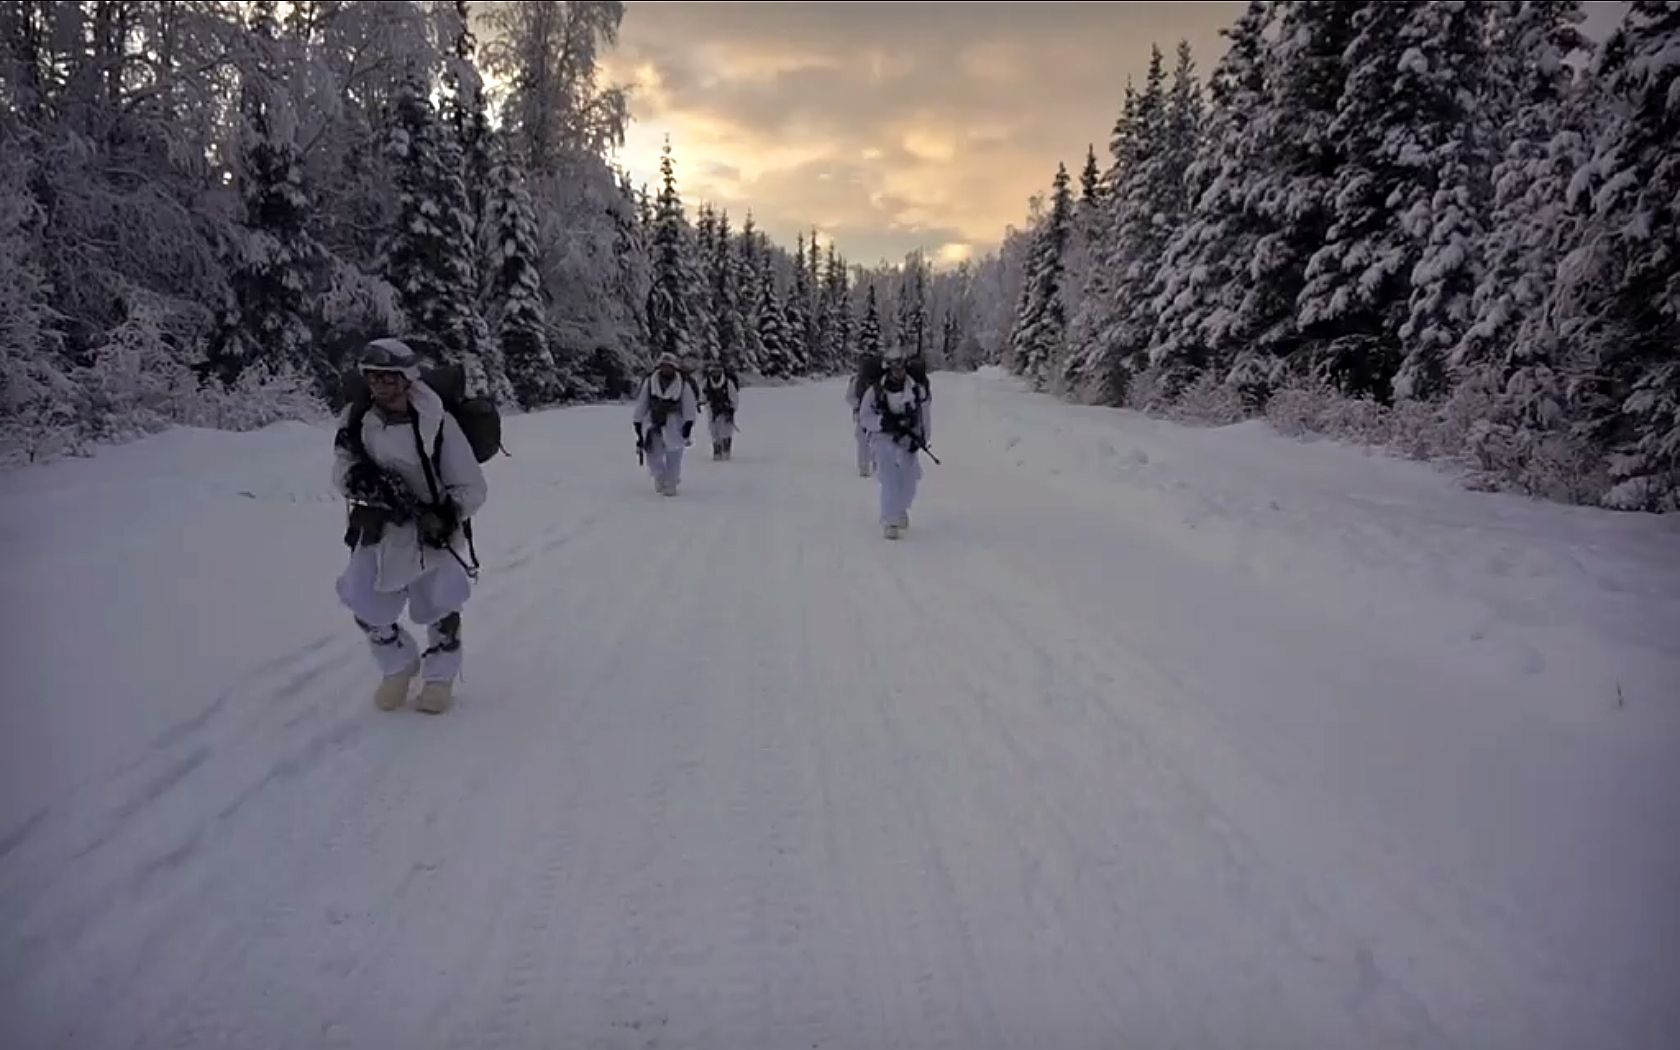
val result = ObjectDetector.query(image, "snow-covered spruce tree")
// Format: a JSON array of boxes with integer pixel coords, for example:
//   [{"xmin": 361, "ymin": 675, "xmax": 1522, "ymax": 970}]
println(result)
[
  {"xmin": 706, "ymin": 208, "xmax": 744, "ymax": 364},
  {"xmin": 384, "ymin": 74, "xmax": 504, "ymax": 398},
  {"xmin": 786, "ymin": 231, "xmax": 813, "ymax": 369},
  {"xmin": 208, "ymin": 1, "xmax": 326, "ymax": 389},
  {"xmin": 1140, "ymin": 39, "xmax": 1216, "ymax": 404},
  {"xmin": 1396, "ymin": 1, "xmax": 1495, "ymax": 403},
  {"xmin": 1149, "ymin": 1, "xmax": 1270, "ymax": 406},
  {"xmin": 599, "ymin": 167, "xmax": 651, "ymax": 393},
  {"xmin": 808, "ymin": 231, "xmax": 826, "ymax": 365},
  {"xmin": 896, "ymin": 251, "xmax": 930, "ymax": 359},
  {"xmin": 1079, "ymin": 143, "xmax": 1102, "ymax": 210},
  {"xmin": 0, "ymin": 141, "xmax": 81, "ymax": 464},
  {"xmin": 646, "ymin": 140, "xmax": 699, "ymax": 362},
  {"xmin": 821, "ymin": 243, "xmax": 853, "ymax": 368},
  {"xmin": 1451, "ymin": 1, "xmax": 1592, "ymax": 493},
  {"xmin": 737, "ymin": 214, "xmax": 767, "ymax": 372},
  {"xmin": 481, "ymin": 135, "xmax": 557, "ymax": 408},
  {"xmin": 432, "ymin": 66, "xmax": 514, "ymax": 406},
  {"xmin": 1062, "ymin": 80, "xmax": 1137, "ymax": 397},
  {"xmin": 1220, "ymin": 0, "xmax": 1359, "ymax": 399},
  {"xmin": 1458, "ymin": 0, "xmax": 1588, "ymax": 374},
  {"xmin": 757, "ymin": 273, "xmax": 794, "ymax": 378},
  {"xmin": 1009, "ymin": 164, "xmax": 1075, "ymax": 390},
  {"xmin": 859, "ymin": 286, "xmax": 883, "ymax": 358},
  {"xmin": 1066, "ymin": 45, "xmax": 1181, "ymax": 403},
  {"xmin": 1566, "ymin": 1, "xmax": 1680, "ymax": 510},
  {"xmin": 1297, "ymin": 1, "xmax": 1491, "ymax": 403},
  {"xmin": 941, "ymin": 311, "xmax": 960, "ymax": 368},
  {"xmin": 441, "ymin": 0, "xmax": 492, "ymax": 234}
]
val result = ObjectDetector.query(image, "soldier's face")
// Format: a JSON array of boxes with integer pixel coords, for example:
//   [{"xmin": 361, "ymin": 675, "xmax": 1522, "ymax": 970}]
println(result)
[{"xmin": 365, "ymin": 369, "xmax": 410, "ymax": 411}]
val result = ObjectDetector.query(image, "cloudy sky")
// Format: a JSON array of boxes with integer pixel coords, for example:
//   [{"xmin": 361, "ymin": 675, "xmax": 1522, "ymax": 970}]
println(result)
[
  {"xmin": 599, "ymin": 2, "xmax": 1630, "ymax": 269},
  {"xmin": 601, "ymin": 2, "xmax": 1246, "ymax": 267}
]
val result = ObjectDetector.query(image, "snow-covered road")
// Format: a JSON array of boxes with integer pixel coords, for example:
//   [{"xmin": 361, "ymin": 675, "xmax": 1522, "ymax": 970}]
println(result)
[{"xmin": 4, "ymin": 371, "xmax": 1678, "ymax": 1049}]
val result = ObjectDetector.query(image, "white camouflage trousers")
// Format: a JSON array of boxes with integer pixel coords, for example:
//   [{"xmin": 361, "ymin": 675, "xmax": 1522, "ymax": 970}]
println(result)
[
  {"xmin": 645, "ymin": 432, "xmax": 685, "ymax": 492},
  {"xmin": 336, "ymin": 547, "xmax": 470, "ymax": 683},
  {"xmin": 708, "ymin": 414, "xmax": 735, "ymax": 444},
  {"xmin": 855, "ymin": 416, "xmax": 874, "ymax": 475},
  {"xmin": 871, "ymin": 433, "xmax": 922, "ymax": 526}
]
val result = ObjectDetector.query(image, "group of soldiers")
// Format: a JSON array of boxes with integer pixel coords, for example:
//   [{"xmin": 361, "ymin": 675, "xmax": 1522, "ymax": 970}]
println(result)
[
  {"xmin": 629, "ymin": 347, "xmax": 933, "ymax": 540},
  {"xmin": 332, "ymin": 336, "xmax": 935, "ymax": 715},
  {"xmin": 630, "ymin": 352, "xmax": 741, "ymax": 497}
]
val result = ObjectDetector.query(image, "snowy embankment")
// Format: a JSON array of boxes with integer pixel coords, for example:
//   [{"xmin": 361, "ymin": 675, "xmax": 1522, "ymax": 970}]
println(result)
[{"xmin": 2, "ymin": 371, "xmax": 1677, "ymax": 1049}]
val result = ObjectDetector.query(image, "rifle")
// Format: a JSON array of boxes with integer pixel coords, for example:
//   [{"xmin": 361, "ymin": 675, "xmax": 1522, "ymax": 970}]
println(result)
[
  {"xmin": 909, "ymin": 432, "xmax": 941, "ymax": 465},
  {"xmin": 884, "ymin": 418, "xmax": 940, "ymax": 465}
]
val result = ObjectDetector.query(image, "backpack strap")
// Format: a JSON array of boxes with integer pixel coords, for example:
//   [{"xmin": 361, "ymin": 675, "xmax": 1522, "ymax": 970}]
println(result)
[
  {"xmin": 408, "ymin": 414, "xmax": 445, "ymax": 515},
  {"xmin": 335, "ymin": 397, "xmax": 373, "ymax": 462},
  {"xmin": 409, "ymin": 414, "xmax": 480, "ymax": 578}
]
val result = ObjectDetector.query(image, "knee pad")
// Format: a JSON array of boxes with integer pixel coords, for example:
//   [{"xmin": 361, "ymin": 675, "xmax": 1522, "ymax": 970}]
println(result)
[
  {"xmin": 355, "ymin": 617, "xmax": 402, "ymax": 647},
  {"xmin": 425, "ymin": 611, "xmax": 462, "ymax": 656}
]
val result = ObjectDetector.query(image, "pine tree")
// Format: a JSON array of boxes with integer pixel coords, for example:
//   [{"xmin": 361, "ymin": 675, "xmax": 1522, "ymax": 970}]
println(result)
[
  {"xmin": 637, "ymin": 183, "xmax": 654, "ymax": 233},
  {"xmin": 1162, "ymin": 40, "xmax": 1207, "ymax": 225},
  {"xmin": 1457, "ymin": 2, "xmax": 1589, "ymax": 427},
  {"xmin": 737, "ymin": 214, "xmax": 766, "ymax": 371},
  {"xmin": 1079, "ymin": 143, "xmax": 1102, "ymax": 209},
  {"xmin": 482, "ymin": 135, "xmax": 555, "ymax": 407},
  {"xmin": 860, "ymin": 286, "xmax": 883, "ymax": 357},
  {"xmin": 442, "ymin": 0, "xmax": 492, "ymax": 235},
  {"xmin": 1149, "ymin": 0, "xmax": 1271, "ymax": 403},
  {"xmin": 647, "ymin": 139, "xmax": 697, "ymax": 362},
  {"xmin": 1065, "ymin": 45, "xmax": 1173, "ymax": 401},
  {"xmin": 1009, "ymin": 164, "xmax": 1075, "ymax": 390},
  {"xmin": 820, "ymin": 243, "xmax": 851, "ymax": 368},
  {"xmin": 786, "ymin": 231, "xmax": 812, "ymax": 369},
  {"xmin": 1396, "ymin": 1, "xmax": 1495, "ymax": 402},
  {"xmin": 1139, "ymin": 40, "xmax": 1216, "ymax": 400},
  {"xmin": 208, "ymin": 1, "xmax": 325, "ymax": 387},
  {"xmin": 1568, "ymin": 1, "xmax": 1680, "ymax": 509},
  {"xmin": 384, "ymin": 74, "xmax": 505, "ymax": 398},
  {"xmin": 707, "ymin": 207, "xmax": 745, "ymax": 363},
  {"xmin": 909, "ymin": 253, "xmax": 930, "ymax": 358},
  {"xmin": 757, "ymin": 273, "xmax": 793, "ymax": 377},
  {"xmin": 1223, "ymin": 0, "xmax": 1360, "ymax": 393},
  {"xmin": 600, "ymin": 167, "xmax": 651, "ymax": 394},
  {"xmin": 1297, "ymin": 1, "xmax": 1490, "ymax": 402}
]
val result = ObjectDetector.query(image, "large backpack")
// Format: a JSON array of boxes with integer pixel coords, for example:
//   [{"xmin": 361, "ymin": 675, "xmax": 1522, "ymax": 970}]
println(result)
[
  {"xmin": 907, "ymin": 357, "xmax": 931, "ymax": 393},
  {"xmin": 339, "ymin": 363, "xmax": 504, "ymax": 464},
  {"xmin": 852, "ymin": 356, "xmax": 884, "ymax": 403}
]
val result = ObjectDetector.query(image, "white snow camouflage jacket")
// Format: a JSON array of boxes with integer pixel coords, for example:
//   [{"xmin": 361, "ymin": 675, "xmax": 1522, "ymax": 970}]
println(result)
[
  {"xmin": 332, "ymin": 381, "xmax": 488, "ymax": 593},
  {"xmin": 632, "ymin": 371, "xmax": 699, "ymax": 448},
  {"xmin": 701, "ymin": 375, "xmax": 739, "ymax": 417},
  {"xmin": 858, "ymin": 379, "xmax": 932, "ymax": 446}
]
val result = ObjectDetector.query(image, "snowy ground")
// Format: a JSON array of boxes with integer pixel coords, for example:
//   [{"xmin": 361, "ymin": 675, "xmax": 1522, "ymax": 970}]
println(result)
[{"xmin": 3, "ymin": 369, "xmax": 1679, "ymax": 1050}]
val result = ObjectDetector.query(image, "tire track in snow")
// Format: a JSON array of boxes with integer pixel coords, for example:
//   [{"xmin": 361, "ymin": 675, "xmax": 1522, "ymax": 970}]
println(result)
[{"xmin": 432, "ymin": 496, "xmax": 741, "ymax": 1050}]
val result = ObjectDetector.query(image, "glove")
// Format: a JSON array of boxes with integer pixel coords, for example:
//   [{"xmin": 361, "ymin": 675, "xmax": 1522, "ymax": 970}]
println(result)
[
  {"xmin": 416, "ymin": 498, "xmax": 460, "ymax": 548},
  {"xmin": 681, "ymin": 420, "xmax": 694, "ymax": 440},
  {"xmin": 343, "ymin": 461, "xmax": 416, "ymax": 524}
]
